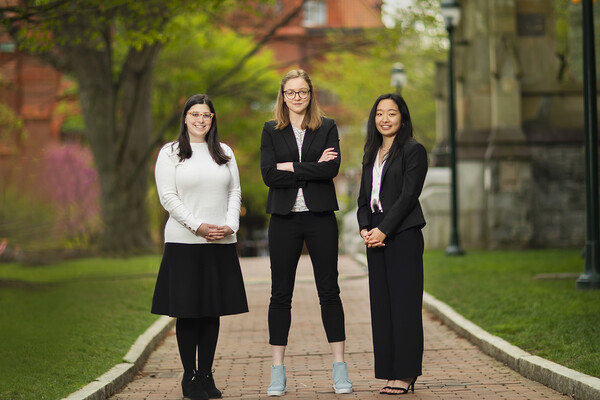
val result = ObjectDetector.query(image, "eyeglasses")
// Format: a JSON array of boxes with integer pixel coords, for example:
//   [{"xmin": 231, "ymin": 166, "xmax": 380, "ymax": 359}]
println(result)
[
  {"xmin": 187, "ymin": 112, "xmax": 214, "ymax": 120},
  {"xmin": 283, "ymin": 89, "xmax": 310, "ymax": 100}
]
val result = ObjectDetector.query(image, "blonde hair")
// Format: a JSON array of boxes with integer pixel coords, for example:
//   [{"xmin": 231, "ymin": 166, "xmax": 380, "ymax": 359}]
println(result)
[{"xmin": 273, "ymin": 69, "xmax": 324, "ymax": 131}]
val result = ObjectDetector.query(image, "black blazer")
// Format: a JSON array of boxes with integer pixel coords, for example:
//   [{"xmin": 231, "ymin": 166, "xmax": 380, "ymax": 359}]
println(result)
[
  {"xmin": 357, "ymin": 138, "xmax": 428, "ymax": 237},
  {"xmin": 261, "ymin": 117, "xmax": 340, "ymax": 215}
]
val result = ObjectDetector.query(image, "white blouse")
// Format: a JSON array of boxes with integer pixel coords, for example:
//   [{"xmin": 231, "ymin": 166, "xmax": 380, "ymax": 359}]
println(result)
[
  {"xmin": 291, "ymin": 125, "xmax": 309, "ymax": 212},
  {"xmin": 370, "ymin": 148, "xmax": 387, "ymax": 213},
  {"xmin": 154, "ymin": 142, "xmax": 241, "ymax": 244}
]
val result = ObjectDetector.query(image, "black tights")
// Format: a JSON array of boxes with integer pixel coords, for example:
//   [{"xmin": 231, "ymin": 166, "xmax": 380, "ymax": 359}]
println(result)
[{"xmin": 176, "ymin": 317, "xmax": 220, "ymax": 373}]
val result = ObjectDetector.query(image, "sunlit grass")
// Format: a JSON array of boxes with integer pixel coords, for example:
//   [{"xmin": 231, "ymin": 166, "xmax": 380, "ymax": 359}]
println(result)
[
  {"xmin": 0, "ymin": 256, "xmax": 161, "ymax": 400},
  {"xmin": 424, "ymin": 249, "xmax": 600, "ymax": 378},
  {"xmin": 1, "ymin": 250, "xmax": 598, "ymax": 400}
]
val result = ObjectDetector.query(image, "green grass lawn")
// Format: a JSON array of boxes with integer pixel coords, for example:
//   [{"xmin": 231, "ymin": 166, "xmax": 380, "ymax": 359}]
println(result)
[
  {"xmin": 0, "ymin": 256, "xmax": 161, "ymax": 400},
  {"xmin": 424, "ymin": 249, "xmax": 600, "ymax": 378},
  {"xmin": 0, "ymin": 250, "xmax": 598, "ymax": 400}
]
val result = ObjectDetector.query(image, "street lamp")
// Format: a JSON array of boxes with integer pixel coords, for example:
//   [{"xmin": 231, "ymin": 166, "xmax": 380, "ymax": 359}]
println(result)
[
  {"xmin": 441, "ymin": 0, "xmax": 464, "ymax": 256},
  {"xmin": 390, "ymin": 63, "xmax": 407, "ymax": 94},
  {"xmin": 577, "ymin": 0, "xmax": 600, "ymax": 289}
]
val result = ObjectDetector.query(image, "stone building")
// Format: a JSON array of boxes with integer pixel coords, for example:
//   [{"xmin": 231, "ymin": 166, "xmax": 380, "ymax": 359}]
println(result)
[{"xmin": 423, "ymin": 0, "xmax": 593, "ymax": 250}]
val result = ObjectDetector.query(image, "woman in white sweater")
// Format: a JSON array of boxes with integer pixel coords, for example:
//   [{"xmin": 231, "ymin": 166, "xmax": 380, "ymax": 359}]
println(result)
[{"xmin": 152, "ymin": 94, "xmax": 248, "ymax": 400}]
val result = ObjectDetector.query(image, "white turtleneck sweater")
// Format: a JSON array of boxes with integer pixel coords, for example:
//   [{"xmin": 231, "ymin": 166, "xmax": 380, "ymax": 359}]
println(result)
[{"xmin": 155, "ymin": 141, "xmax": 241, "ymax": 244}]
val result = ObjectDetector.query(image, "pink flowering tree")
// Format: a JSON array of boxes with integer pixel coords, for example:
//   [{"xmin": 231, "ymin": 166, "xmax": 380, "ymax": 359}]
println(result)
[{"xmin": 40, "ymin": 143, "xmax": 101, "ymax": 248}]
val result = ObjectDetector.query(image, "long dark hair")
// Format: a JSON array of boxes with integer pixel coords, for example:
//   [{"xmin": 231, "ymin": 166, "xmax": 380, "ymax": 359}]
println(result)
[
  {"xmin": 175, "ymin": 94, "xmax": 230, "ymax": 165},
  {"xmin": 362, "ymin": 93, "xmax": 413, "ymax": 166}
]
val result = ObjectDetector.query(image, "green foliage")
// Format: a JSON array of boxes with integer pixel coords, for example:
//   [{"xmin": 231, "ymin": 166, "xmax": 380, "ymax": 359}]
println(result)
[
  {"xmin": 0, "ymin": 103, "xmax": 26, "ymax": 145},
  {"xmin": 0, "ymin": 70, "xmax": 26, "ymax": 144},
  {"xmin": 1, "ymin": 0, "xmax": 257, "ymax": 254},
  {"xmin": 153, "ymin": 11, "xmax": 281, "ymax": 232},
  {"xmin": 0, "ymin": 256, "xmax": 160, "ymax": 400},
  {"xmin": 564, "ymin": 0, "xmax": 600, "ymax": 82},
  {"xmin": 554, "ymin": 0, "xmax": 571, "ymax": 59},
  {"xmin": 424, "ymin": 249, "xmax": 600, "ymax": 378},
  {"xmin": 6, "ymin": 0, "xmax": 221, "ymax": 53},
  {"xmin": 312, "ymin": 0, "xmax": 446, "ymax": 171},
  {"xmin": 0, "ymin": 188, "xmax": 60, "ymax": 255}
]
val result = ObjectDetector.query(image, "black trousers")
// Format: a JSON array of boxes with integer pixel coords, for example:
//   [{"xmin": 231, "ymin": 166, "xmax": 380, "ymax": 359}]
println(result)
[
  {"xmin": 367, "ymin": 213, "xmax": 424, "ymax": 380},
  {"xmin": 268, "ymin": 211, "xmax": 346, "ymax": 346}
]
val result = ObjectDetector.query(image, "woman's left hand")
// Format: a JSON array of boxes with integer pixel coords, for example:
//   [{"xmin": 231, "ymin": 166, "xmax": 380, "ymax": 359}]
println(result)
[
  {"xmin": 318, "ymin": 147, "xmax": 338, "ymax": 163},
  {"xmin": 366, "ymin": 228, "xmax": 386, "ymax": 248}
]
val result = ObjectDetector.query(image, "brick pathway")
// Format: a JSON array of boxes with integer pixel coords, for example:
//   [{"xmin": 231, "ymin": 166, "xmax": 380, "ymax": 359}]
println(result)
[{"xmin": 110, "ymin": 255, "xmax": 570, "ymax": 400}]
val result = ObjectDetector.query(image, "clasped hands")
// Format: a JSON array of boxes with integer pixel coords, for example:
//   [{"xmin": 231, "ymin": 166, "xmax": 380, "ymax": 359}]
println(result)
[
  {"xmin": 361, "ymin": 228, "xmax": 386, "ymax": 248},
  {"xmin": 276, "ymin": 147, "xmax": 338, "ymax": 172},
  {"xmin": 197, "ymin": 223, "xmax": 234, "ymax": 241}
]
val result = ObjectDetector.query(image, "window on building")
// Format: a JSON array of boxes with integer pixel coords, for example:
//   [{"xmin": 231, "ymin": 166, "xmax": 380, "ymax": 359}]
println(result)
[
  {"xmin": 303, "ymin": 0, "xmax": 328, "ymax": 27},
  {"xmin": 0, "ymin": 41, "xmax": 16, "ymax": 52}
]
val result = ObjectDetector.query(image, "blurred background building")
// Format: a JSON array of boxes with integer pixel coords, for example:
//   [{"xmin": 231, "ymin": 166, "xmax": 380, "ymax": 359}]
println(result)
[
  {"xmin": 0, "ymin": 0, "xmax": 596, "ymax": 253},
  {"xmin": 424, "ymin": 0, "xmax": 593, "ymax": 250}
]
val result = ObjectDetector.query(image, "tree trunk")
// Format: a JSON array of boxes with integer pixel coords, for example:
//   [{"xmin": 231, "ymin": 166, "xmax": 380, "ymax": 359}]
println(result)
[{"xmin": 67, "ymin": 43, "xmax": 160, "ymax": 254}]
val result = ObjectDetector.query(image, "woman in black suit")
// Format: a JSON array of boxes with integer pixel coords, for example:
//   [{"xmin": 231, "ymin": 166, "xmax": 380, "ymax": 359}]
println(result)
[
  {"xmin": 260, "ymin": 69, "xmax": 352, "ymax": 396},
  {"xmin": 357, "ymin": 93, "xmax": 428, "ymax": 395}
]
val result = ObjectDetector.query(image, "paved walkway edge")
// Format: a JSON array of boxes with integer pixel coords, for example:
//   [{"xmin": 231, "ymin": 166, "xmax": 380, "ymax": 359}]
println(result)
[
  {"xmin": 63, "ymin": 255, "xmax": 600, "ymax": 400},
  {"xmin": 423, "ymin": 291, "xmax": 600, "ymax": 400},
  {"xmin": 352, "ymin": 253, "xmax": 600, "ymax": 400},
  {"xmin": 62, "ymin": 316, "xmax": 175, "ymax": 400}
]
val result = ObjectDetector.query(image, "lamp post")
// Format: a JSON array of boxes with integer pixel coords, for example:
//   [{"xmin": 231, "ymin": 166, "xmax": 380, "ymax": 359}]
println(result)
[
  {"xmin": 577, "ymin": 0, "xmax": 600, "ymax": 289},
  {"xmin": 390, "ymin": 63, "xmax": 407, "ymax": 94},
  {"xmin": 441, "ymin": 0, "xmax": 464, "ymax": 256}
]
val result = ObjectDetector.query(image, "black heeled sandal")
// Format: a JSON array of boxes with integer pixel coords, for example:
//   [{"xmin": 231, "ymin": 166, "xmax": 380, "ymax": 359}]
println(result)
[
  {"xmin": 380, "ymin": 385, "xmax": 392, "ymax": 394},
  {"xmin": 385, "ymin": 377, "xmax": 417, "ymax": 395}
]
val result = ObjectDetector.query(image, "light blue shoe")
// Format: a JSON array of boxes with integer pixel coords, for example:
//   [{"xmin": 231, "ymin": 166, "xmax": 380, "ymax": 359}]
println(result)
[
  {"xmin": 332, "ymin": 361, "xmax": 353, "ymax": 394},
  {"xmin": 267, "ymin": 365, "xmax": 287, "ymax": 396}
]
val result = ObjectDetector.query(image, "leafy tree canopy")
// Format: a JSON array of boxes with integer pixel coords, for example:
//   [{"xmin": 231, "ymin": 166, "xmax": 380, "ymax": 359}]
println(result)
[
  {"xmin": 0, "ymin": 0, "xmax": 232, "ymax": 254},
  {"xmin": 152, "ymin": 11, "xmax": 281, "ymax": 233},
  {"xmin": 312, "ymin": 0, "xmax": 446, "ymax": 171}
]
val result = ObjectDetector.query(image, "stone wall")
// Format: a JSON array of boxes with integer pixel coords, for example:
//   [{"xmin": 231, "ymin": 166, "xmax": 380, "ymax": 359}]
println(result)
[{"xmin": 529, "ymin": 144, "xmax": 587, "ymax": 248}]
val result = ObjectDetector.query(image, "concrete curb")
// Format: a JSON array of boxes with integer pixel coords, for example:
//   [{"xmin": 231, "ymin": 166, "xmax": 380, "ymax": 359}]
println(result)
[
  {"xmin": 423, "ymin": 292, "xmax": 600, "ymax": 400},
  {"xmin": 352, "ymin": 253, "xmax": 600, "ymax": 400},
  {"xmin": 62, "ymin": 316, "xmax": 175, "ymax": 400}
]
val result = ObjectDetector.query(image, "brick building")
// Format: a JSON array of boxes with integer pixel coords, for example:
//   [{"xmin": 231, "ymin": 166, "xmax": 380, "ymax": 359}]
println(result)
[
  {"xmin": 0, "ymin": 29, "xmax": 63, "ymax": 186},
  {"xmin": 229, "ymin": 0, "xmax": 384, "ymax": 71}
]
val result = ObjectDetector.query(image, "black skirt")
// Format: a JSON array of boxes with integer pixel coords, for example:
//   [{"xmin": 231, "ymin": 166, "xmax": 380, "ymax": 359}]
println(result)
[{"xmin": 151, "ymin": 243, "xmax": 249, "ymax": 318}]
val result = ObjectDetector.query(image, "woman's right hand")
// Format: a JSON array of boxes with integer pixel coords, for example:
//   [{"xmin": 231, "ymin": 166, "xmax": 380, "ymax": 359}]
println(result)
[
  {"xmin": 197, "ymin": 223, "xmax": 234, "ymax": 241},
  {"xmin": 361, "ymin": 228, "xmax": 386, "ymax": 248},
  {"xmin": 318, "ymin": 147, "xmax": 338, "ymax": 163},
  {"xmin": 197, "ymin": 223, "xmax": 220, "ymax": 240}
]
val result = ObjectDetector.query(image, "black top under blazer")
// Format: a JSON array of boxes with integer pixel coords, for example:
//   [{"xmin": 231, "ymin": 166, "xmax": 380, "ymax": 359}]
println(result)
[
  {"xmin": 260, "ymin": 117, "xmax": 340, "ymax": 215},
  {"xmin": 357, "ymin": 138, "xmax": 428, "ymax": 237}
]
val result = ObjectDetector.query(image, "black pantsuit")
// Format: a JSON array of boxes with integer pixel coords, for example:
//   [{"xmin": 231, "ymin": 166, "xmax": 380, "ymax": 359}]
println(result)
[
  {"xmin": 367, "ymin": 214, "xmax": 424, "ymax": 378},
  {"xmin": 268, "ymin": 212, "xmax": 345, "ymax": 345},
  {"xmin": 260, "ymin": 117, "xmax": 345, "ymax": 347},
  {"xmin": 357, "ymin": 138, "xmax": 428, "ymax": 380}
]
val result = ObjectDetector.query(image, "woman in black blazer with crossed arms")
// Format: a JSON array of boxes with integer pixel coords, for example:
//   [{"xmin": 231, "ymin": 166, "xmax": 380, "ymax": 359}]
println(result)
[
  {"xmin": 357, "ymin": 93, "xmax": 428, "ymax": 396},
  {"xmin": 260, "ymin": 69, "xmax": 352, "ymax": 396}
]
